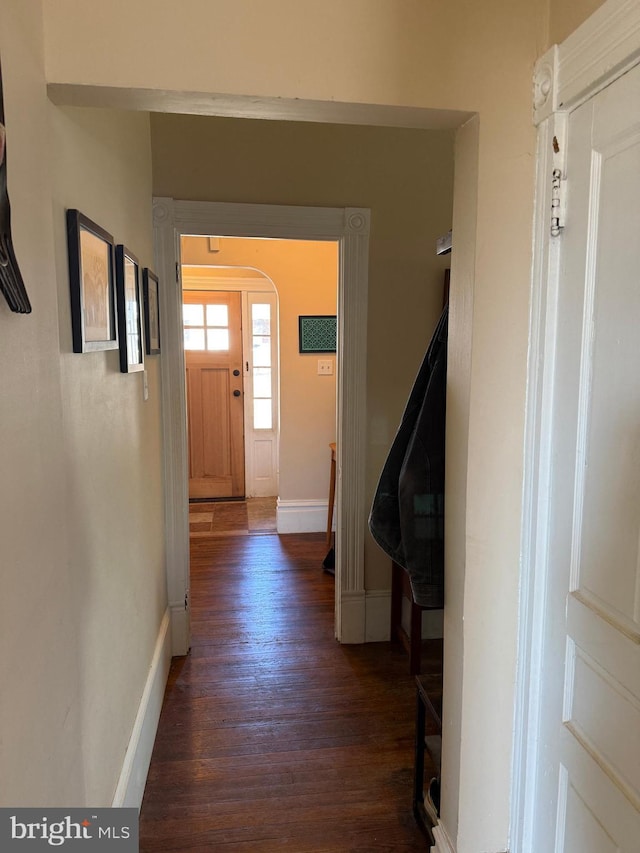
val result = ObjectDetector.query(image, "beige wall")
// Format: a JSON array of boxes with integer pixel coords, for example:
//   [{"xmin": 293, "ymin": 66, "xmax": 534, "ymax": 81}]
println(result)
[
  {"xmin": 0, "ymin": 0, "xmax": 166, "ymax": 805},
  {"xmin": 42, "ymin": 1, "xmax": 467, "ymax": 109},
  {"xmin": 1, "ymin": 0, "xmax": 75, "ymax": 805},
  {"xmin": 548, "ymin": 0, "xmax": 606, "ymax": 44},
  {"xmin": 43, "ymin": 0, "xmax": 550, "ymax": 116},
  {"xmin": 152, "ymin": 115, "xmax": 454, "ymax": 590},
  {"xmin": 182, "ymin": 236, "xmax": 339, "ymax": 502},
  {"xmin": 51, "ymin": 104, "xmax": 166, "ymax": 803}
]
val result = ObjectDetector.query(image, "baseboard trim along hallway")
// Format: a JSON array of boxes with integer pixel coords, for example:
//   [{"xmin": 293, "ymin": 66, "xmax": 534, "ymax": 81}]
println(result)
[
  {"xmin": 112, "ymin": 607, "xmax": 172, "ymax": 808},
  {"xmin": 276, "ymin": 498, "xmax": 329, "ymax": 533}
]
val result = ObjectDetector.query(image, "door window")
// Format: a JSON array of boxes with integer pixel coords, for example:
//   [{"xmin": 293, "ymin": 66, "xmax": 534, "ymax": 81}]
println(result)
[
  {"xmin": 183, "ymin": 302, "xmax": 230, "ymax": 351},
  {"xmin": 251, "ymin": 303, "xmax": 273, "ymax": 429}
]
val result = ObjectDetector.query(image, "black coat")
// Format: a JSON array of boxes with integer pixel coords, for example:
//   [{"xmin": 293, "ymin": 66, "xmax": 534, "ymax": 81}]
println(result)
[{"xmin": 369, "ymin": 305, "xmax": 447, "ymax": 608}]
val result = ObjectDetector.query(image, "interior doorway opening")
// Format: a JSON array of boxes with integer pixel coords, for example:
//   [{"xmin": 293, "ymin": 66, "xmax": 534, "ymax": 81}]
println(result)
[
  {"xmin": 154, "ymin": 200, "xmax": 370, "ymax": 651},
  {"xmin": 180, "ymin": 234, "xmax": 339, "ymax": 541}
]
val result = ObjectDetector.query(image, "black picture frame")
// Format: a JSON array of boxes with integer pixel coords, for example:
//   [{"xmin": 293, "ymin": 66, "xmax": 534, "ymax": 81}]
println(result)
[
  {"xmin": 142, "ymin": 268, "xmax": 161, "ymax": 355},
  {"xmin": 298, "ymin": 315, "xmax": 337, "ymax": 353},
  {"xmin": 115, "ymin": 245, "xmax": 144, "ymax": 373},
  {"xmin": 66, "ymin": 209, "xmax": 117, "ymax": 353}
]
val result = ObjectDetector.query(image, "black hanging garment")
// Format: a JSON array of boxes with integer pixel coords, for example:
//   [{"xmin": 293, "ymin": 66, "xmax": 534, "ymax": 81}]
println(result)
[{"xmin": 369, "ymin": 305, "xmax": 448, "ymax": 608}]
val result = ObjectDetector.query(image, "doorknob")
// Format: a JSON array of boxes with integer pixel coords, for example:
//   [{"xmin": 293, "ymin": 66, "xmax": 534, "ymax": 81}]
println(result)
[
  {"xmin": 233, "ymin": 369, "xmax": 240, "ymax": 376},
  {"xmin": 233, "ymin": 389, "xmax": 241, "ymax": 397}
]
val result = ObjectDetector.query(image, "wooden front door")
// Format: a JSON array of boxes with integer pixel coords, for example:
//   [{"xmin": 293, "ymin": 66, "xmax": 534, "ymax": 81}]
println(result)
[{"xmin": 184, "ymin": 290, "xmax": 245, "ymax": 499}]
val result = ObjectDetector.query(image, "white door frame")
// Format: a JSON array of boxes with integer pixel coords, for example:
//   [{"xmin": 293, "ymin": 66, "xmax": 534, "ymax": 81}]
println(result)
[
  {"xmin": 512, "ymin": 2, "xmax": 640, "ymax": 851},
  {"xmin": 153, "ymin": 199, "xmax": 370, "ymax": 653}
]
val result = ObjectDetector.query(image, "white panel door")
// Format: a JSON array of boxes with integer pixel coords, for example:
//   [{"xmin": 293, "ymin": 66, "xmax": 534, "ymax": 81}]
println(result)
[{"xmin": 534, "ymin": 64, "xmax": 640, "ymax": 851}]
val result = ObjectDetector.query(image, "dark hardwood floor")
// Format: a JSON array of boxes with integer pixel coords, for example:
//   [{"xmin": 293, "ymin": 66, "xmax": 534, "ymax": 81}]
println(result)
[{"xmin": 139, "ymin": 533, "xmax": 440, "ymax": 852}]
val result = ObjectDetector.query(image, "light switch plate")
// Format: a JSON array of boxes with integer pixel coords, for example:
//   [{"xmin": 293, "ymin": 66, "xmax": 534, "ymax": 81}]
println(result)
[{"xmin": 317, "ymin": 359, "xmax": 334, "ymax": 375}]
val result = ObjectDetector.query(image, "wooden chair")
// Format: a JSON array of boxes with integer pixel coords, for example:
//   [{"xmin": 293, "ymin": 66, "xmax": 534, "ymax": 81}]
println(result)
[
  {"xmin": 326, "ymin": 442, "xmax": 336, "ymax": 547},
  {"xmin": 390, "ymin": 560, "xmax": 426, "ymax": 675}
]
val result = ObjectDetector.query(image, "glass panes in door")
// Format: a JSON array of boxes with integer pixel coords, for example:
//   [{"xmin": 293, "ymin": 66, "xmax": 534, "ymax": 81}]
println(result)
[
  {"xmin": 183, "ymin": 300, "xmax": 230, "ymax": 351},
  {"xmin": 252, "ymin": 303, "xmax": 273, "ymax": 429}
]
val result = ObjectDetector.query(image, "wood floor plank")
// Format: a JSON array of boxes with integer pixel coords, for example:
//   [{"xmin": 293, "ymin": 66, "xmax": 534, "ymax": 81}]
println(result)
[{"xmin": 139, "ymin": 533, "xmax": 440, "ymax": 852}]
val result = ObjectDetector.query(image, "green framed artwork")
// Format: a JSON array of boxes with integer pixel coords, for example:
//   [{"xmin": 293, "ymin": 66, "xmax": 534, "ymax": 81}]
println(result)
[{"xmin": 298, "ymin": 315, "xmax": 337, "ymax": 353}]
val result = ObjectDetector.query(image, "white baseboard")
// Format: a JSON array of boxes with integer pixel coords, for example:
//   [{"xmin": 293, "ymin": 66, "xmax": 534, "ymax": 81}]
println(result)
[
  {"xmin": 112, "ymin": 607, "xmax": 172, "ymax": 809},
  {"xmin": 276, "ymin": 498, "xmax": 329, "ymax": 534},
  {"xmin": 431, "ymin": 821, "xmax": 456, "ymax": 853},
  {"xmin": 338, "ymin": 590, "xmax": 366, "ymax": 643}
]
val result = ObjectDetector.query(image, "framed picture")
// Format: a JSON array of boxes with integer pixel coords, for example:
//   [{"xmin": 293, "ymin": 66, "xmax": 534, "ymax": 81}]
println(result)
[
  {"xmin": 142, "ymin": 268, "xmax": 161, "ymax": 355},
  {"xmin": 66, "ymin": 209, "xmax": 117, "ymax": 352},
  {"xmin": 115, "ymin": 245, "xmax": 144, "ymax": 373},
  {"xmin": 298, "ymin": 315, "xmax": 337, "ymax": 353}
]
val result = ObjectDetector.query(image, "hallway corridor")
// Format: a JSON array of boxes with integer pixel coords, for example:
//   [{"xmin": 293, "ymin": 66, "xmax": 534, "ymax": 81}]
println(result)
[{"xmin": 139, "ymin": 533, "xmax": 435, "ymax": 851}]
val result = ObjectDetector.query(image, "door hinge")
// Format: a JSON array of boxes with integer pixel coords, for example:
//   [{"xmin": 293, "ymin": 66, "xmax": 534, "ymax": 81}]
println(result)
[
  {"xmin": 184, "ymin": 591, "xmax": 189, "ymax": 610},
  {"xmin": 551, "ymin": 168, "xmax": 566, "ymax": 237}
]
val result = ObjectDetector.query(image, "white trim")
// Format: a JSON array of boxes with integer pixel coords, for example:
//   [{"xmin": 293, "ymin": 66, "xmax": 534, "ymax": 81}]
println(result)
[
  {"xmin": 182, "ymin": 273, "xmax": 272, "ymax": 292},
  {"xmin": 557, "ymin": 0, "xmax": 640, "ymax": 112},
  {"xmin": 513, "ymin": 109, "xmax": 564, "ymax": 853},
  {"xmin": 516, "ymin": 1, "xmax": 640, "ymax": 850},
  {"xmin": 47, "ymin": 82, "xmax": 472, "ymax": 131},
  {"xmin": 339, "ymin": 590, "xmax": 367, "ymax": 645},
  {"xmin": 112, "ymin": 608, "xmax": 171, "ymax": 809},
  {"xmin": 430, "ymin": 821, "xmax": 457, "ymax": 853},
  {"xmin": 276, "ymin": 498, "xmax": 329, "ymax": 534},
  {"xmin": 335, "ymin": 210, "xmax": 370, "ymax": 643},
  {"xmin": 245, "ymin": 291, "xmax": 279, "ymax": 498},
  {"xmin": 154, "ymin": 200, "xmax": 370, "ymax": 648},
  {"xmin": 533, "ymin": 0, "xmax": 640, "ymax": 128},
  {"xmin": 533, "ymin": 46, "xmax": 559, "ymax": 126},
  {"xmin": 154, "ymin": 204, "xmax": 191, "ymax": 656}
]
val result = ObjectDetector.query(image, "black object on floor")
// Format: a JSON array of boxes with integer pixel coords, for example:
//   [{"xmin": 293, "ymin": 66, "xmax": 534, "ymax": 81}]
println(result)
[{"xmin": 322, "ymin": 547, "xmax": 335, "ymax": 575}]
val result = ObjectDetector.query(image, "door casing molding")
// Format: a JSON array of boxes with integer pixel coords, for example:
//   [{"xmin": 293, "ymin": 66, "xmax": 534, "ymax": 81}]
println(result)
[
  {"xmin": 153, "ymin": 199, "xmax": 370, "ymax": 652},
  {"xmin": 512, "ymin": 2, "xmax": 640, "ymax": 851}
]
